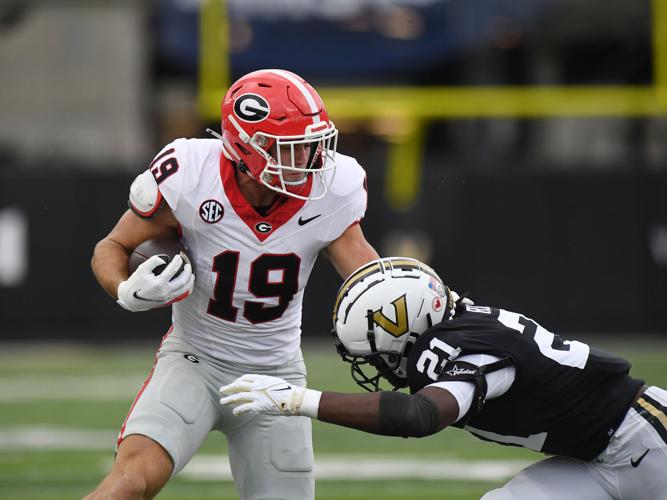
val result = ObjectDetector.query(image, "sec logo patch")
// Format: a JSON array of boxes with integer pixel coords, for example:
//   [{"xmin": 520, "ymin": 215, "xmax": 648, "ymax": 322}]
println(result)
[{"xmin": 199, "ymin": 200, "xmax": 224, "ymax": 224}]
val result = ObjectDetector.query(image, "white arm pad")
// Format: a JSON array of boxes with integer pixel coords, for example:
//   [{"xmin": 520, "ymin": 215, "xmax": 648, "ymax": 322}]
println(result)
[
  {"xmin": 429, "ymin": 353, "xmax": 516, "ymax": 423},
  {"xmin": 129, "ymin": 170, "xmax": 163, "ymax": 218}
]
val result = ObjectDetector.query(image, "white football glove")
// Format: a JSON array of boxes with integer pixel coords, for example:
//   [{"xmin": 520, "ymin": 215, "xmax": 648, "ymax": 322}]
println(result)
[
  {"xmin": 117, "ymin": 253, "xmax": 195, "ymax": 312},
  {"xmin": 219, "ymin": 374, "xmax": 321, "ymax": 418}
]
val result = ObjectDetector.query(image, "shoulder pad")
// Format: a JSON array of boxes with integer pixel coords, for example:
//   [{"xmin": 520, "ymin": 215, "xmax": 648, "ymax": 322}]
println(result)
[
  {"xmin": 129, "ymin": 170, "xmax": 164, "ymax": 218},
  {"xmin": 328, "ymin": 161, "xmax": 367, "ymax": 201}
]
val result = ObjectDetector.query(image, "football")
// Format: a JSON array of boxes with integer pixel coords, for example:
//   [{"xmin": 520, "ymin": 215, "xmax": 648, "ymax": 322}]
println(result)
[{"xmin": 128, "ymin": 238, "xmax": 190, "ymax": 277}]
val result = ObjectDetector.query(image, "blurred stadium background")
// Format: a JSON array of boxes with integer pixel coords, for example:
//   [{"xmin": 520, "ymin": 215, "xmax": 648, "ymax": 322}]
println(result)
[{"xmin": 0, "ymin": 0, "xmax": 666, "ymax": 498}]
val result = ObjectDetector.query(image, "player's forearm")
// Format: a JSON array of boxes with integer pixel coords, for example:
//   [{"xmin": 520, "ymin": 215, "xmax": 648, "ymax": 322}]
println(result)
[
  {"xmin": 317, "ymin": 390, "xmax": 450, "ymax": 438},
  {"xmin": 317, "ymin": 391, "xmax": 383, "ymax": 434},
  {"xmin": 91, "ymin": 238, "xmax": 131, "ymax": 299},
  {"xmin": 325, "ymin": 225, "xmax": 380, "ymax": 279}
]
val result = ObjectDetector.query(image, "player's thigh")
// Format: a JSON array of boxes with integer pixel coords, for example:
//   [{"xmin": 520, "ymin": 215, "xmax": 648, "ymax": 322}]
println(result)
[
  {"xmin": 616, "ymin": 445, "xmax": 667, "ymax": 500},
  {"xmin": 602, "ymin": 386, "xmax": 667, "ymax": 500},
  {"xmin": 226, "ymin": 412, "xmax": 314, "ymax": 500},
  {"xmin": 120, "ymin": 347, "xmax": 219, "ymax": 476},
  {"xmin": 481, "ymin": 456, "xmax": 614, "ymax": 500}
]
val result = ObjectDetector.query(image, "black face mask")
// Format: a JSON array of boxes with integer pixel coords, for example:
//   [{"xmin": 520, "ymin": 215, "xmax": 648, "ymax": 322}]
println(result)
[{"xmin": 332, "ymin": 329, "xmax": 407, "ymax": 392}]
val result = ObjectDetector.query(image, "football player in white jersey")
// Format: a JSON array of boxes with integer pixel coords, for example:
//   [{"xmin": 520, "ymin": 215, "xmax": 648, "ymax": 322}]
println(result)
[
  {"xmin": 87, "ymin": 69, "xmax": 379, "ymax": 499},
  {"xmin": 221, "ymin": 257, "xmax": 667, "ymax": 500}
]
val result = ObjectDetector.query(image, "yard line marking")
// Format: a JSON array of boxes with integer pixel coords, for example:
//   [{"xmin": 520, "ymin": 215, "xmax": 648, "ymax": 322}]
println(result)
[
  {"xmin": 0, "ymin": 375, "xmax": 145, "ymax": 401},
  {"xmin": 181, "ymin": 455, "xmax": 534, "ymax": 482},
  {"xmin": 0, "ymin": 427, "xmax": 116, "ymax": 450},
  {"xmin": 0, "ymin": 427, "xmax": 534, "ymax": 481}
]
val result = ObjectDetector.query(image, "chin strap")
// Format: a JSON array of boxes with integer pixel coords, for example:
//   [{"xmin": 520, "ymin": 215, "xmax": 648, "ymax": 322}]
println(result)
[{"xmin": 208, "ymin": 127, "xmax": 254, "ymax": 177}]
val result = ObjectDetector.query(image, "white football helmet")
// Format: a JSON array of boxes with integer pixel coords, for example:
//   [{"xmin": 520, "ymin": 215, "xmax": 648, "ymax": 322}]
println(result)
[{"xmin": 332, "ymin": 257, "xmax": 454, "ymax": 391}]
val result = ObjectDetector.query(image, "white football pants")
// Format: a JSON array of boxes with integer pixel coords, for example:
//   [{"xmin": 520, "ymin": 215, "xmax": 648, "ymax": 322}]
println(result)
[
  {"xmin": 482, "ymin": 386, "xmax": 667, "ymax": 500},
  {"xmin": 118, "ymin": 334, "xmax": 314, "ymax": 500}
]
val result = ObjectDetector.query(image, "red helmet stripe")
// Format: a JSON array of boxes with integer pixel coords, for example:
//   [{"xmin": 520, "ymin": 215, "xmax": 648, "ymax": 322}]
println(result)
[{"xmin": 267, "ymin": 69, "xmax": 320, "ymax": 124}]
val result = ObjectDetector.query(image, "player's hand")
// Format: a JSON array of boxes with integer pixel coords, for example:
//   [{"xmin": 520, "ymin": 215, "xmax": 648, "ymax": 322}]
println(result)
[
  {"xmin": 220, "ymin": 374, "xmax": 309, "ymax": 416},
  {"xmin": 117, "ymin": 253, "xmax": 195, "ymax": 312}
]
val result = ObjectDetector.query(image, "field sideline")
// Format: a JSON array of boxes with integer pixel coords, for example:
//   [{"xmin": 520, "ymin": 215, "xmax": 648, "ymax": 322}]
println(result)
[{"xmin": 0, "ymin": 337, "xmax": 665, "ymax": 499}]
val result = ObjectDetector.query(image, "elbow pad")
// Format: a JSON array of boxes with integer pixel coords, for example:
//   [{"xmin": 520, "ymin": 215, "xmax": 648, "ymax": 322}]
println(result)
[{"xmin": 378, "ymin": 392, "xmax": 440, "ymax": 438}]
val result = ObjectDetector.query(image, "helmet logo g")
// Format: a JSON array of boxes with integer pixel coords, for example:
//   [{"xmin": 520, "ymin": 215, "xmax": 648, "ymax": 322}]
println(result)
[
  {"xmin": 234, "ymin": 94, "xmax": 270, "ymax": 122},
  {"xmin": 372, "ymin": 295, "xmax": 409, "ymax": 338}
]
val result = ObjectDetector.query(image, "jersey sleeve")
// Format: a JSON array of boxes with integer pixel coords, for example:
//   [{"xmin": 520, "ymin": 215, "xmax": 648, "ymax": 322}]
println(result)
[
  {"xmin": 138, "ymin": 139, "xmax": 192, "ymax": 213},
  {"xmin": 406, "ymin": 310, "xmax": 514, "ymax": 395},
  {"xmin": 322, "ymin": 158, "xmax": 368, "ymax": 241},
  {"xmin": 429, "ymin": 353, "xmax": 517, "ymax": 422}
]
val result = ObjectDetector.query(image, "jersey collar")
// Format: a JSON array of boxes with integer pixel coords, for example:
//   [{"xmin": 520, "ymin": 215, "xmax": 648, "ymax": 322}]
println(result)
[{"xmin": 219, "ymin": 155, "xmax": 310, "ymax": 242}]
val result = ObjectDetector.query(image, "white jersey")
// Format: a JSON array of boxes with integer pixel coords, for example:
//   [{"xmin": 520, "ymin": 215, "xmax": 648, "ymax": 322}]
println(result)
[{"xmin": 137, "ymin": 138, "xmax": 367, "ymax": 365}]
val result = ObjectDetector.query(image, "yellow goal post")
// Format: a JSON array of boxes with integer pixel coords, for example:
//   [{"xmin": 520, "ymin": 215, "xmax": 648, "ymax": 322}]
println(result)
[{"xmin": 198, "ymin": 0, "xmax": 667, "ymax": 210}]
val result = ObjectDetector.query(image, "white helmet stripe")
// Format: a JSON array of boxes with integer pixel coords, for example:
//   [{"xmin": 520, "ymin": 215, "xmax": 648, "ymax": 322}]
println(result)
[{"xmin": 268, "ymin": 69, "xmax": 320, "ymax": 124}]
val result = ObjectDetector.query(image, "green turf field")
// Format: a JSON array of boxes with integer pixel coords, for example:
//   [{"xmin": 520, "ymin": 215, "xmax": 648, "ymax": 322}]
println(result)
[{"xmin": 0, "ymin": 337, "xmax": 664, "ymax": 499}]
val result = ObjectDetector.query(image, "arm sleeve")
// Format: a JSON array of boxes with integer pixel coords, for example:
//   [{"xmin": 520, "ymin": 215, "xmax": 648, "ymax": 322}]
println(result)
[{"xmin": 429, "ymin": 353, "xmax": 516, "ymax": 423}]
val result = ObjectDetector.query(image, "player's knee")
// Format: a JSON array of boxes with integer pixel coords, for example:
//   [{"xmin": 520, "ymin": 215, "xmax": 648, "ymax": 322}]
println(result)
[
  {"xmin": 115, "ymin": 471, "xmax": 152, "ymax": 499},
  {"xmin": 91, "ymin": 464, "xmax": 168, "ymax": 500},
  {"xmin": 92, "ymin": 435, "xmax": 173, "ymax": 499},
  {"xmin": 85, "ymin": 470, "xmax": 151, "ymax": 500}
]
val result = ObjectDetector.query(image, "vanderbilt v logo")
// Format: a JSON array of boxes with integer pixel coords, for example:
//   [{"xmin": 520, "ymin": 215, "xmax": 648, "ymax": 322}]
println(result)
[{"xmin": 372, "ymin": 295, "xmax": 409, "ymax": 337}]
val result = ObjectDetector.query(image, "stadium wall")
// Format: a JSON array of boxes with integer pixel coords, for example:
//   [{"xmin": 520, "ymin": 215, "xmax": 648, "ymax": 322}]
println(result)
[{"xmin": 0, "ymin": 167, "xmax": 665, "ymax": 341}]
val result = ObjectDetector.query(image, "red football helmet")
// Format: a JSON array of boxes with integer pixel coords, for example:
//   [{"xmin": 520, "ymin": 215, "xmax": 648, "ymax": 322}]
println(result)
[{"xmin": 219, "ymin": 69, "xmax": 339, "ymax": 200}]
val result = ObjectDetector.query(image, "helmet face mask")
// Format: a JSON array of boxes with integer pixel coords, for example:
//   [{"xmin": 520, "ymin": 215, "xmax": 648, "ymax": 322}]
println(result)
[
  {"xmin": 256, "ymin": 124, "xmax": 338, "ymax": 195},
  {"xmin": 333, "ymin": 331, "xmax": 411, "ymax": 392},
  {"xmin": 332, "ymin": 258, "xmax": 453, "ymax": 392},
  {"xmin": 220, "ymin": 69, "xmax": 339, "ymax": 201}
]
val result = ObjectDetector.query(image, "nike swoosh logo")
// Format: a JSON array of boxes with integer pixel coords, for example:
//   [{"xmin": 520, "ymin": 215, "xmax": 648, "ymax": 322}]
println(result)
[
  {"xmin": 631, "ymin": 449, "xmax": 649, "ymax": 467},
  {"xmin": 132, "ymin": 291, "xmax": 163, "ymax": 303},
  {"xmin": 273, "ymin": 386, "xmax": 292, "ymax": 391},
  {"xmin": 298, "ymin": 214, "xmax": 321, "ymax": 226}
]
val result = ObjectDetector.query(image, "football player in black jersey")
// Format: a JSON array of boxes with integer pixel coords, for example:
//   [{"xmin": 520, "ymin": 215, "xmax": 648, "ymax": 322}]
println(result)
[{"xmin": 221, "ymin": 257, "xmax": 667, "ymax": 499}]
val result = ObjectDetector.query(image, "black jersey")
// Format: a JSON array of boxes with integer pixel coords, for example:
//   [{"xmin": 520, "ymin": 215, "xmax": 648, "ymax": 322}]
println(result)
[{"xmin": 406, "ymin": 305, "xmax": 644, "ymax": 460}]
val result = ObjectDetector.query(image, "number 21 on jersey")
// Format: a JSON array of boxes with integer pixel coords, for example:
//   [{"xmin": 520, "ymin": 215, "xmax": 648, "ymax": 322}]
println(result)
[{"xmin": 415, "ymin": 307, "xmax": 591, "ymax": 381}]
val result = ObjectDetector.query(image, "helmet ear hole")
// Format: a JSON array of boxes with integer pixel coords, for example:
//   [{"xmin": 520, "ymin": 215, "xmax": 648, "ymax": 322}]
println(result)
[{"xmin": 236, "ymin": 143, "xmax": 251, "ymax": 156}]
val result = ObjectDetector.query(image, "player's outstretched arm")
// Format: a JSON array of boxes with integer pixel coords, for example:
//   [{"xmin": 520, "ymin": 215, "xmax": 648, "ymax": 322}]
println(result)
[
  {"xmin": 324, "ymin": 224, "xmax": 380, "ymax": 279},
  {"xmin": 220, "ymin": 375, "xmax": 459, "ymax": 438},
  {"xmin": 318, "ymin": 386, "xmax": 459, "ymax": 437}
]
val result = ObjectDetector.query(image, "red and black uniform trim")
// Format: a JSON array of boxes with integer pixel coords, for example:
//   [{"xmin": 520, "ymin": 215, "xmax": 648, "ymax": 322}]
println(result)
[
  {"xmin": 219, "ymin": 155, "xmax": 310, "ymax": 242},
  {"xmin": 128, "ymin": 193, "xmax": 164, "ymax": 219},
  {"xmin": 117, "ymin": 326, "xmax": 173, "ymax": 447}
]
